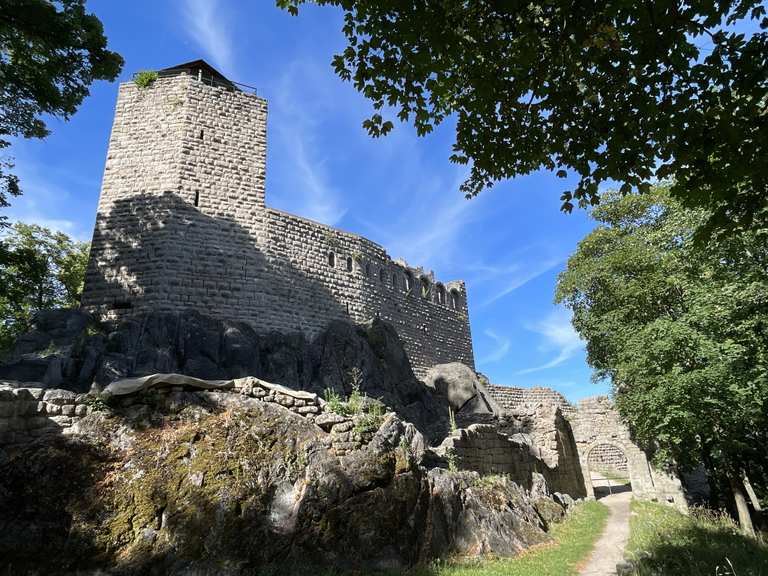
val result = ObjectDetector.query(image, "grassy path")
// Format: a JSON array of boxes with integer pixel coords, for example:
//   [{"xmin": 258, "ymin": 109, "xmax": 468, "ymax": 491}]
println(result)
[{"xmin": 413, "ymin": 500, "xmax": 610, "ymax": 576}]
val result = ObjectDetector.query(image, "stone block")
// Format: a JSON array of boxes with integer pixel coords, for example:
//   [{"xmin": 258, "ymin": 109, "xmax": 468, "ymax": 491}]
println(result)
[{"xmin": 43, "ymin": 389, "xmax": 78, "ymax": 405}]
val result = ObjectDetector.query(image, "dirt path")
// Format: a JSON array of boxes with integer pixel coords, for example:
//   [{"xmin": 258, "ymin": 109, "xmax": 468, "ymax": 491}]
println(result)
[{"xmin": 579, "ymin": 477, "xmax": 632, "ymax": 576}]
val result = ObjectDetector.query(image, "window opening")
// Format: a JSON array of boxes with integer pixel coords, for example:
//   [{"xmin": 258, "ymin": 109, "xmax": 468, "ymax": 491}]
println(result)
[
  {"xmin": 436, "ymin": 284, "xmax": 445, "ymax": 305},
  {"xmin": 421, "ymin": 278, "xmax": 431, "ymax": 299}
]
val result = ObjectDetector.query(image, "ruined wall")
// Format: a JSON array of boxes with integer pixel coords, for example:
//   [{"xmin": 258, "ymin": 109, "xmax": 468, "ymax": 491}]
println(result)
[
  {"xmin": 569, "ymin": 396, "xmax": 687, "ymax": 510},
  {"xmin": 487, "ymin": 385, "xmax": 688, "ymax": 509},
  {"xmin": 82, "ymin": 71, "xmax": 474, "ymax": 378},
  {"xmin": 439, "ymin": 423, "xmax": 586, "ymax": 498},
  {"xmin": 0, "ymin": 379, "xmax": 376, "ymax": 457},
  {"xmin": 265, "ymin": 209, "xmax": 474, "ymax": 377},
  {"xmin": 487, "ymin": 385, "xmax": 575, "ymax": 416}
]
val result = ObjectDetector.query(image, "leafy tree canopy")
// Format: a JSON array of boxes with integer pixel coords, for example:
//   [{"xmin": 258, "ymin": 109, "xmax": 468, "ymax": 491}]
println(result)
[
  {"xmin": 278, "ymin": 1, "xmax": 768, "ymax": 237},
  {"xmin": 0, "ymin": 222, "xmax": 89, "ymax": 351},
  {"xmin": 0, "ymin": 0, "xmax": 123, "ymax": 222},
  {"xmin": 556, "ymin": 185, "xmax": 767, "ymax": 522}
]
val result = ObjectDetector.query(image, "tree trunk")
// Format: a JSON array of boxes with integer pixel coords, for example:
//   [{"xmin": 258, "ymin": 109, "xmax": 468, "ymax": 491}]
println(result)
[
  {"xmin": 729, "ymin": 473, "xmax": 755, "ymax": 536},
  {"xmin": 743, "ymin": 473, "xmax": 762, "ymax": 512}
]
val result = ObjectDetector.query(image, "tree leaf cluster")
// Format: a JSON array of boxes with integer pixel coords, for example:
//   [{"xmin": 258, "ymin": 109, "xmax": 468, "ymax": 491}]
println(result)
[
  {"xmin": 0, "ymin": 222, "xmax": 90, "ymax": 351},
  {"xmin": 556, "ymin": 185, "xmax": 768, "ymax": 505},
  {"xmin": 277, "ymin": 1, "xmax": 768, "ymax": 237},
  {"xmin": 0, "ymin": 0, "xmax": 123, "ymax": 223}
]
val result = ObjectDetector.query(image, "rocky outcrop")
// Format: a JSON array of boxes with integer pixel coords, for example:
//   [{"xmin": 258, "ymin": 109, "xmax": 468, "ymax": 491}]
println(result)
[
  {"xmin": 0, "ymin": 386, "xmax": 565, "ymax": 575},
  {"xmin": 424, "ymin": 362, "xmax": 501, "ymax": 424},
  {"xmin": 0, "ymin": 309, "xmax": 450, "ymax": 441}
]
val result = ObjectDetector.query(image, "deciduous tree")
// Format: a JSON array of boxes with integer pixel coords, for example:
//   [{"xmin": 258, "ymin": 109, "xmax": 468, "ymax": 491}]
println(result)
[
  {"xmin": 556, "ymin": 185, "xmax": 768, "ymax": 532},
  {"xmin": 0, "ymin": 223, "xmax": 89, "ymax": 351},
  {"xmin": 0, "ymin": 0, "xmax": 123, "ymax": 223},
  {"xmin": 279, "ymin": 1, "xmax": 768, "ymax": 236}
]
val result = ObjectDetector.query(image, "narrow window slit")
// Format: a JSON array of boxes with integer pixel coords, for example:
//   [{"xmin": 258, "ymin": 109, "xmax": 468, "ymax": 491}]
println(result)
[{"xmin": 194, "ymin": 191, "xmax": 200, "ymax": 207}]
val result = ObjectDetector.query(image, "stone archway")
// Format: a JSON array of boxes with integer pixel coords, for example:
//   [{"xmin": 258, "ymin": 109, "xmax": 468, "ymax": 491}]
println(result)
[
  {"xmin": 586, "ymin": 442, "xmax": 632, "ymax": 498},
  {"xmin": 579, "ymin": 438, "xmax": 657, "ymax": 501}
]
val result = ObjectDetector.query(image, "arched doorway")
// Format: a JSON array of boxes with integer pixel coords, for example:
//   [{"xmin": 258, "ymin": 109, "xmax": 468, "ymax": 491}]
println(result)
[{"xmin": 587, "ymin": 443, "xmax": 632, "ymax": 499}]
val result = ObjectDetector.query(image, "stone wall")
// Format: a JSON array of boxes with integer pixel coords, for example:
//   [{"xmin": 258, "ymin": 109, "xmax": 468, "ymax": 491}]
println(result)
[
  {"xmin": 82, "ymin": 68, "xmax": 474, "ymax": 378},
  {"xmin": 587, "ymin": 443, "xmax": 629, "ymax": 474},
  {"xmin": 569, "ymin": 396, "xmax": 687, "ymax": 510},
  {"xmin": 0, "ymin": 378, "xmax": 376, "ymax": 457},
  {"xmin": 438, "ymin": 423, "xmax": 585, "ymax": 498},
  {"xmin": 487, "ymin": 385, "xmax": 575, "ymax": 416},
  {"xmin": 487, "ymin": 385, "xmax": 688, "ymax": 509}
]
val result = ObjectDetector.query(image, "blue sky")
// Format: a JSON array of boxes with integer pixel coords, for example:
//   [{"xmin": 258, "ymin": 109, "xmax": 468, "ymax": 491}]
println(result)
[{"xmin": 6, "ymin": 0, "xmax": 609, "ymax": 402}]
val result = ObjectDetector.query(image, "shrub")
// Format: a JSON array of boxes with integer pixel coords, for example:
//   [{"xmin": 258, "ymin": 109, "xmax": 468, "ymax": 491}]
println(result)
[{"xmin": 134, "ymin": 70, "xmax": 158, "ymax": 88}]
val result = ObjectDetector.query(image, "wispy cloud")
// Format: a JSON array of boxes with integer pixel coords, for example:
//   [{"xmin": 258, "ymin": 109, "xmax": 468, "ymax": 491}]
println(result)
[
  {"xmin": 269, "ymin": 59, "xmax": 347, "ymax": 226},
  {"xmin": 4, "ymin": 145, "xmax": 93, "ymax": 240},
  {"xmin": 516, "ymin": 308, "xmax": 584, "ymax": 375},
  {"xmin": 180, "ymin": 0, "xmax": 236, "ymax": 76},
  {"xmin": 387, "ymin": 191, "xmax": 476, "ymax": 267},
  {"xmin": 479, "ymin": 257, "xmax": 562, "ymax": 307},
  {"xmin": 479, "ymin": 329, "xmax": 511, "ymax": 364}
]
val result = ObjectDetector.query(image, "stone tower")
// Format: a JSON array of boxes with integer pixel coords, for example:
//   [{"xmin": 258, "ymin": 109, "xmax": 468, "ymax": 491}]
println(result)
[{"xmin": 83, "ymin": 60, "xmax": 476, "ymax": 377}]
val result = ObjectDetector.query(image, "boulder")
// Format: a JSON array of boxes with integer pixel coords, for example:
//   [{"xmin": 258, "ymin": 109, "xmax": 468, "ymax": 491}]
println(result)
[{"xmin": 424, "ymin": 362, "xmax": 501, "ymax": 417}]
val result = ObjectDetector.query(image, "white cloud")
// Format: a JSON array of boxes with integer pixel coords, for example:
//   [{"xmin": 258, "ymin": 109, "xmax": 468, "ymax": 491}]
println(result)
[
  {"xmin": 516, "ymin": 308, "xmax": 584, "ymax": 375},
  {"xmin": 479, "ymin": 329, "xmax": 511, "ymax": 364},
  {"xmin": 387, "ymin": 192, "xmax": 474, "ymax": 267},
  {"xmin": 180, "ymin": 0, "xmax": 236, "ymax": 76},
  {"xmin": 269, "ymin": 60, "xmax": 349, "ymax": 226},
  {"xmin": 3, "ymin": 147, "xmax": 92, "ymax": 240},
  {"xmin": 479, "ymin": 258, "xmax": 562, "ymax": 306}
]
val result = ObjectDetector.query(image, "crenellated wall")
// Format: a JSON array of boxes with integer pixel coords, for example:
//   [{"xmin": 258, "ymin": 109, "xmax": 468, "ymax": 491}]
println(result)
[{"xmin": 82, "ymin": 65, "xmax": 474, "ymax": 378}]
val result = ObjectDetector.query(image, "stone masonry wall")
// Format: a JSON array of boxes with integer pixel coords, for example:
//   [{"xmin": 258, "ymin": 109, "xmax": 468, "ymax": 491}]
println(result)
[
  {"xmin": 487, "ymin": 385, "xmax": 575, "ymax": 416},
  {"xmin": 439, "ymin": 423, "xmax": 585, "ymax": 498},
  {"xmin": 569, "ymin": 396, "xmax": 687, "ymax": 509},
  {"xmin": 0, "ymin": 379, "xmax": 377, "ymax": 457},
  {"xmin": 587, "ymin": 443, "xmax": 629, "ymax": 473},
  {"xmin": 265, "ymin": 209, "xmax": 474, "ymax": 377},
  {"xmin": 488, "ymin": 385, "xmax": 688, "ymax": 509},
  {"xmin": 82, "ymin": 70, "xmax": 474, "ymax": 379}
]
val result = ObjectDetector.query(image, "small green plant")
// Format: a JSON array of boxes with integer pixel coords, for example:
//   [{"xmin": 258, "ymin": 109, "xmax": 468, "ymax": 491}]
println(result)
[
  {"xmin": 397, "ymin": 437, "xmax": 414, "ymax": 471},
  {"xmin": 445, "ymin": 447, "xmax": 458, "ymax": 472},
  {"xmin": 85, "ymin": 323, "xmax": 102, "ymax": 337},
  {"xmin": 82, "ymin": 394, "xmax": 110, "ymax": 413},
  {"xmin": 40, "ymin": 341, "xmax": 59, "ymax": 357},
  {"xmin": 353, "ymin": 399, "xmax": 385, "ymax": 436},
  {"xmin": 134, "ymin": 70, "xmax": 158, "ymax": 88},
  {"xmin": 473, "ymin": 473, "xmax": 509, "ymax": 491},
  {"xmin": 323, "ymin": 388, "xmax": 348, "ymax": 415},
  {"xmin": 448, "ymin": 406, "xmax": 458, "ymax": 434}
]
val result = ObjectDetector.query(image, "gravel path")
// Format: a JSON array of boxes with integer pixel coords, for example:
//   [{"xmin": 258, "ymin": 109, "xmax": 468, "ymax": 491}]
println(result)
[{"xmin": 579, "ymin": 477, "xmax": 632, "ymax": 576}]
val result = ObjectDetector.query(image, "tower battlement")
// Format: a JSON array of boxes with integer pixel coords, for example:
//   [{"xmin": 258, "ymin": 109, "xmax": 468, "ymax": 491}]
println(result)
[{"xmin": 82, "ymin": 60, "xmax": 475, "ymax": 377}]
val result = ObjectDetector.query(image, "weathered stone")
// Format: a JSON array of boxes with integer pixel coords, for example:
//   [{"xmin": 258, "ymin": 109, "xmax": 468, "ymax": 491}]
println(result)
[
  {"xmin": 315, "ymin": 412, "xmax": 348, "ymax": 430},
  {"xmin": 42, "ymin": 389, "xmax": 78, "ymax": 405},
  {"xmin": 424, "ymin": 362, "xmax": 500, "ymax": 417}
]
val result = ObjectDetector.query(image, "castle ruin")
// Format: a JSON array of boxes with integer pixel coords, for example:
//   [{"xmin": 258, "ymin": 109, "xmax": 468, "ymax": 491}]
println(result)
[{"xmin": 81, "ymin": 60, "xmax": 475, "ymax": 377}]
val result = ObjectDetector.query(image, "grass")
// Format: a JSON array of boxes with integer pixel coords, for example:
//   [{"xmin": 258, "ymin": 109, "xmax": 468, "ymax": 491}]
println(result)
[
  {"xmin": 625, "ymin": 500, "xmax": 768, "ymax": 575},
  {"xmin": 596, "ymin": 469, "xmax": 631, "ymax": 485},
  {"xmin": 407, "ymin": 500, "xmax": 609, "ymax": 576}
]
